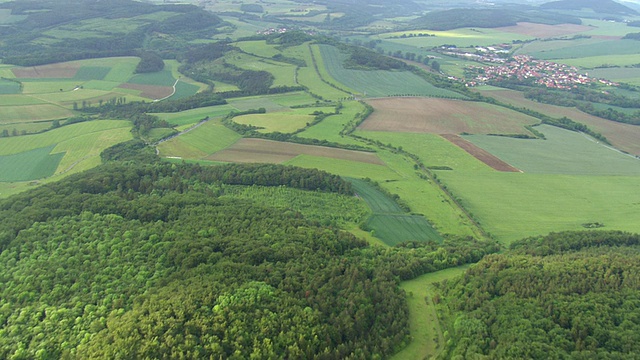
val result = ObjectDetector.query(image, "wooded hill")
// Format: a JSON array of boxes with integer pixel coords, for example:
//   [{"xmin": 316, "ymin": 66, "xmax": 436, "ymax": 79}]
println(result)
[{"xmin": 434, "ymin": 231, "xmax": 640, "ymax": 359}]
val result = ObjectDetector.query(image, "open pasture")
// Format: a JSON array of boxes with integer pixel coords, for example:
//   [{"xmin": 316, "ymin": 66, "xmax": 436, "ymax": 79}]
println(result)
[
  {"xmin": 377, "ymin": 28, "xmax": 532, "ymax": 48},
  {"xmin": 588, "ymin": 68, "xmax": 640, "ymax": 86},
  {"xmin": 527, "ymin": 39, "xmax": 640, "ymax": 62},
  {"xmin": 360, "ymin": 98, "xmax": 538, "ymax": 135},
  {"xmin": 233, "ymin": 108, "xmax": 333, "ymax": 134},
  {"xmin": 465, "ymin": 125, "xmax": 640, "ymax": 175},
  {"xmin": 207, "ymin": 138, "xmax": 385, "ymax": 165},
  {"xmin": 157, "ymin": 120, "xmax": 241, "ymax": 159},
  {"xmin": 477, "ymin": 88, "xmax": 640, "ymax": 156},
  {"xmin": 0, "ymin": 104, "xmax": 73, "ymax": 123},
  {"xmin": 319, "ymin": 45, "xmax": 464, "ymax": 98},
  {"xmin": 437, "ymin": 170, "xmax": 640, "ymax": 243},
  {"xmin": 0, "ymin": 145, "xmax": 64, "ymax": 182},
  {"xmin": 496, "ymin": 22, "xmax": 594, "ymax": 38},
  {"xmin": 153, "ymin": 104, "xmax": 236, "ymax": 127}
]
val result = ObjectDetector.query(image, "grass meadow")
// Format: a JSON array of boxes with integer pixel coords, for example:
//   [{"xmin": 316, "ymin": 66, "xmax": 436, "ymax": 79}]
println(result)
[
  {"xmin": 377, "ymin": 28, "xmax": 533, "ymax": 48},
  {"xmin": 297, "ymin": 101, "xmax": 374, "ymax": 148},
  {"xmin": 0, "ymin": 104, "xmax": 73, "ymax": 123},
  {"xmin": 233, "ymin": 107, "xmax": 334, "ymax": 134},
  {"xmin": 157, "ymin": 120, "xmax": 241, "ymax": 159},
  {"xmin": 153, "ymin": 104, "xmax": 236, "ymax": 127},
  {"xmin": 391, "ymin": 265, "xmax": 471, "ymax": 360},
  {"xmin": 285, "ymin": 154, "xmax": 400, "ymax": 180},
  {"xmin": 318, "ymin": 45, "xmax": 465, "ymax": 98}
]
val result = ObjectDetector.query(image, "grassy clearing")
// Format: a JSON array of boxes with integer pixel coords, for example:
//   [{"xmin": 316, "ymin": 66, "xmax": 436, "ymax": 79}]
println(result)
[
  {"xmin": 465, "ymin": 125, "xmax": 640, "ymax": 175},
  {"xmin": 391, "ymin": 265, "xmax": 471, "ymax": 360},
  {"xmin": 153, "ymin": 105, "xmax": 236, "ymax": 127},
  {"xmin": 0, "ymin": 145, "xmax": 65, "ymax": 182},
  {"xmin": 233, "ymin": 40, "xmax": 281, "ymax": 58},
  {"xmin": 318, "ymin": 45, "xmax": 464, "ymax": 98},
  {"xmin": 157, "ymin": 120, "xmax": 241, "ymax": 159}
]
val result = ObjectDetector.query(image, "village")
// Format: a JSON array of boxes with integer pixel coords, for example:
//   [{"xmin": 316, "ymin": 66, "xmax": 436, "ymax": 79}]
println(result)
[{"xmin": 464, "ymin": 53, "xmax": 620, "ymax": 89}]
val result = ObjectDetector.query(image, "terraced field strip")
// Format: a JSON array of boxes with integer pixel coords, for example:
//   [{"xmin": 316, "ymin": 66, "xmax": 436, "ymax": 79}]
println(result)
[
  {"xmin": 442, "ymin": 134, "xmax": 521, "ymax": 173},
  {"xmin": 207, "ymin": 138, "xmax": 384, "ymax": 164}
]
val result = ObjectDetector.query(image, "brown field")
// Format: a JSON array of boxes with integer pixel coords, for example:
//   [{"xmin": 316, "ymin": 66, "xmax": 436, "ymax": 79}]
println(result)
[
  {"xmin": 206, "ymin": 138, "xmax": 385, "ymax": 164},
  {"xmin": 496, "ymin": 22, "xmax": 594, "ymax": 38},
  {"xmin": 360, "ymin": 98, "xmax": 538, "ymax": 135},
  {"xmin": 441, "ymin": 134, "xmax": 521, "ymax": 172},
  {"xmin": 478, "ymin": 89, "xmax": 640, "ymax": 156},
  {"xmin": 12, "ymin": 63, "xmax": 80, "ymax": 78},
  {"xmin": 118, "ymin": 83, "xmax": 173, "ymax": 99}
]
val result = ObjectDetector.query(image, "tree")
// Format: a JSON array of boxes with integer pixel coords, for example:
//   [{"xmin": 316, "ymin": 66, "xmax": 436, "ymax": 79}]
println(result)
[{"xmin": 431, "ymin": 60, "xmax": 441, "ymax": 72}]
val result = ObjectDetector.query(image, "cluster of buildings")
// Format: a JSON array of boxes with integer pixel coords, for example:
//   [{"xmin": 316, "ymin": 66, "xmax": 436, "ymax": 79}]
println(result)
[
  {"xmin": 466, "ymin": 54, "xmax": 619, "ymax": 89},
  {"xmin": 436, "ymin": 44, "xmax": 512, "ymax": 64},
  {"xmin": 257, "ymin": 27, "xmax": 291, "ymax": 35}
]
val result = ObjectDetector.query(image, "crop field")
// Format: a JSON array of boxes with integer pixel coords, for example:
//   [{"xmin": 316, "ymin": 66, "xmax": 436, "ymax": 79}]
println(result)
[
  {"xmin": 582, "ymin": 19, "xmax": 638, "ymax": 37},
  {"xmin": 118, "ymin": 83, "xmax": 173, "ymax": 100},
  {"xmin": 0, "ymin": 104, "xmax": 73, "ymax": 123},
  {"xmin": 442, "ymin": 134, "xmax": 521, "ymax": 172},
  {"xmin": 227, "ymin": 52, "xmax": 297, "ymax": 87},
  {"xmin": 153, "ymin": 104, "xmax": 236, "ymax": 127},
  {"xmin": 349, "ymin": 178, "xmax": 405, "ymax": 213},
  {"xmin": 477, "ymin": 88, "xmax": 640, "ymax": 156},
  {"xmin": 437, "ymin": 170, "xmax": 640, "ymax": 243},
  {"xmin": 157, "ymin": 120, "xmax": 241, "ymax": 159},
  {"xmin": 360, "ymin": 98, "xmax": 538, "ymax": 135},
  {"xmin": 0, "ymin": 122, "xmax": 52, "ymax": 135},
  {"xmin": 0, "ymin": 79, "xmax": 20, "ymax": 94},
  {"xmin": 12, "ymin": 62, "xmax": 80, "ymax": 78},
  {"xmin": 127, "ymin": 69, "xmax": 176, "ymax": 86},
  {"xmin": 376, "ymin": 28, "xmax": 533, "ymax": 48},
  {"xmin": 465, "ymin": 125, "xmax": 640, "ymax": 176},
  {"xmin": 496, "ymin": 22, "xmax": 594, "ymax": 38},
  {"xmin": 233, "ymin": 40, "xmax": 281, "ymax": 58},
  {"xmin": 0, "ymin": 145, "xmax": 64, "ymax": 182},
  {"xmin": 319, "ymin": 45, "xmax": 464, "ymax": 98},
  {"xmin": 588, "ymin": 68, "xmax": 640, "ymax": 86},
  {"xmin": 207, "ymin": 138, "xmax": 385, "ymax": 164},
  {"xmin": 225, "ymin": 93, "xmax": 318, "ymax": 111},
  {"xmin": 297, "ymin": 102, "xmax": 374, "ymax": 148},
  {"xmin": 527, "ymin": 39, "xmax": 640, "ymax": 61}
]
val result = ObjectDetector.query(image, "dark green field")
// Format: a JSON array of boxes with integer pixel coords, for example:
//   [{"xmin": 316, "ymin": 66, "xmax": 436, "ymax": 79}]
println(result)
[{"xmin": 0, "ymin": 145, "xmax": 64, "ymax": 181}]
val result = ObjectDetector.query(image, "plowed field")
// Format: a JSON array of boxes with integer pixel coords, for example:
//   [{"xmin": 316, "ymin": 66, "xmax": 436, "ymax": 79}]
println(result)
[
  {"xmin": 12, "ymin": 63, "xmax": 80, "ymax": 78},
  {"xmin": 360, "ymin": 98, "xmax": 538, "ymax": 135}
]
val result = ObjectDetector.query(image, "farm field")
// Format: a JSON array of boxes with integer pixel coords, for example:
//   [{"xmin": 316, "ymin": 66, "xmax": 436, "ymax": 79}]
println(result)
[
  {"xmin": 524, "ymin": 39, "xmax": 640, "ymax": 61},
  {"xmin": 348, "ymin": 178, "xmax": 442, "ymax": 245},
  {"xmin": 0, "ymin": 104, "xmax": 73, "ymax": 123},
  {"xmin": 477, "ymin": 88, "xmax": 640, "ymax": 156},
  {"xmin": 360, "ymin": 98, "xmax": 538, "ymax": 135},
  {"xmin": 0, "ymin": 120, "xmax": 133, "ymax": 198},
  {"xmin": 226, "ymin": 52, "xmax": 297, "ymax": 87},
  {"xmin": 587, "ymin": 67, "xmax": 640, "ymax": 86},
  {"xmin": 293, "ymin": 44, "xmax": 351, "ymax": 100},
  {"xmin": 0, "ymin": 145, "xmax": 64, "ymax": 182},
  {"xmin": 495, "ymin": 22, "xmax": 594, "ymax": 38},
  {"xmin": 376, "ymin": 27, "xmax": 533, "ymax": 47},
  {"xmin": 285, "ymin": 154, "xmax": 400, "ymax": 180},
  {"xmin": 464, "ymin": 125, "xmax": 640, "ymax": 176},
  {"xmin": 233, "ymin": 107, "xmax": 334, "ymax": 134},
  {"xmin": 207, "ymin": 138, "xmax": 384, "ymax": 165},
  {"xmin": 437, "ymin": 170, "xmax": 640, "ymax": 243},
  {"xmin": 226, "ymin": 92, "xmax": 317, "ymax": 111},
  {"xmin": 318, "ymin": 45, "xmax": 464, "ymax": 98},
  {"xmin": 152, "ymin": 104, "xmax": 236, "ymax": 127},
  {"xmin": 157, "ymin": 120, "xmax": 241, "ymax": 159},
  {"xmin": 297, "ymin": 101, "xmax": 373, "ymax": 148}
]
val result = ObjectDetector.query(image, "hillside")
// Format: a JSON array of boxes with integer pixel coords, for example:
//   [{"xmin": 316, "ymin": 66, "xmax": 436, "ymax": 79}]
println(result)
[{"xmin": 541, "ymin": 0, "xmax": 639, "ymax": 15}]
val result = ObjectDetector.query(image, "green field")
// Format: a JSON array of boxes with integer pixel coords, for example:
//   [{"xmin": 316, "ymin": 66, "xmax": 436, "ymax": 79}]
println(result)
[
  {"xmin": 167, "ymin": 80, "xmax": 200, "ymax": 100},
  {"xmin": 465, "ymin": 125, "xmax": 640, "ymax": 175},
  {"xmin": 0, "ymin": 145, "xmax": 65, "ymax": 182},
  {"xmin": 528, "ymin": 39, "xmax": 640, "ymax": 61},
  {"xmin": 391, "ymin": 265, "xmax": 470, "ymax": 360},
  {"xmin": 588, "ymin": 67, "xmax": 640, "ymax": 86},
  {"xmin": 298, "ymin": 101, "xmax": 373, "ymax": 148},
  {"xmin": 318, "ymin": 44, "xmax": 464, "ymax": 98},
  {"xmin": 157, "ymin": 120, "xmax": 241, "ymax": 159},
  {"xmin": 349, "ymin": 178, "xmax": 442, "ymax": 245},
  {"xmin": 127, "ymin": 68, "xmax": 176, "ymax": 86},
  {"xmin": 285, "ymin": 154, "xmax": 400, "ymax": 180},
  {"xmin": 288, "ymin": 43, "xmax": 352, "ymax": 100},
  {"xmin": 377, "ymin": 28, "xmax": 533, "ymax": 48},
  {"xmin": 0, "ymin": 79, "xmax": 20, "ymax": 94},
  {"xmin": 153, "ymin": 104, "xmax": 236, "ymax": 127},
  {"xmin": 0, "ymin": 104, "xmax": 73, "ymax": 123},
  {"xmin": 233, "ymin": 40, "xmax": 281, "ymax": 58},
  {"xmin": 233, "ymin": 107, "xmax": 334, "ymax": 134}
]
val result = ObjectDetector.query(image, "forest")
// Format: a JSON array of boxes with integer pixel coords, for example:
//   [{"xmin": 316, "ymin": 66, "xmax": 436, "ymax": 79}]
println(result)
[
  {"xmin": 0, "ymin": 157, "xmax": 499, "ymax": 359},
  {"xmin": 434, "ymin": 231, "xmax": 640, "ymax": 359}
]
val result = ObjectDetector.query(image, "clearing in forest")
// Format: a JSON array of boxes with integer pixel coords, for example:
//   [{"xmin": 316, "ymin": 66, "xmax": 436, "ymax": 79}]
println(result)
[
  {"xmin": 206, "ymin": 138, "xmax": 384, "ymax": 165},
  {"xmin": 360, "ymin": 98, "xmax": 538, "ymax": 135}
]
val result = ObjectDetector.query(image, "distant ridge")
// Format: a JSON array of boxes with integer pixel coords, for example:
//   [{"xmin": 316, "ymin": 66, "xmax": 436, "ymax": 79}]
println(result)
[{"xmin": 541, "ymin": 0, "xmax": 639, "ymax": 15}]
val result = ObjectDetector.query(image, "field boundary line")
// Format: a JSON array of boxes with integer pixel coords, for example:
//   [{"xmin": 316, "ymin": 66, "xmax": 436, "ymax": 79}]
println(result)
[{"xmin": 154, "ymin": 78, "xmax": 180, "ymax": 102}]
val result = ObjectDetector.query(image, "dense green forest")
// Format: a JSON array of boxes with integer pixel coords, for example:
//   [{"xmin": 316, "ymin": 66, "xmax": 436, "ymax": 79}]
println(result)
[
  {"xmin": 0, "ymin": 159, "xmax": 499, "ymax": 359},
  {"xmin": 434, "ymin": 231, "xmax": 640, "ymax": 359}
]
